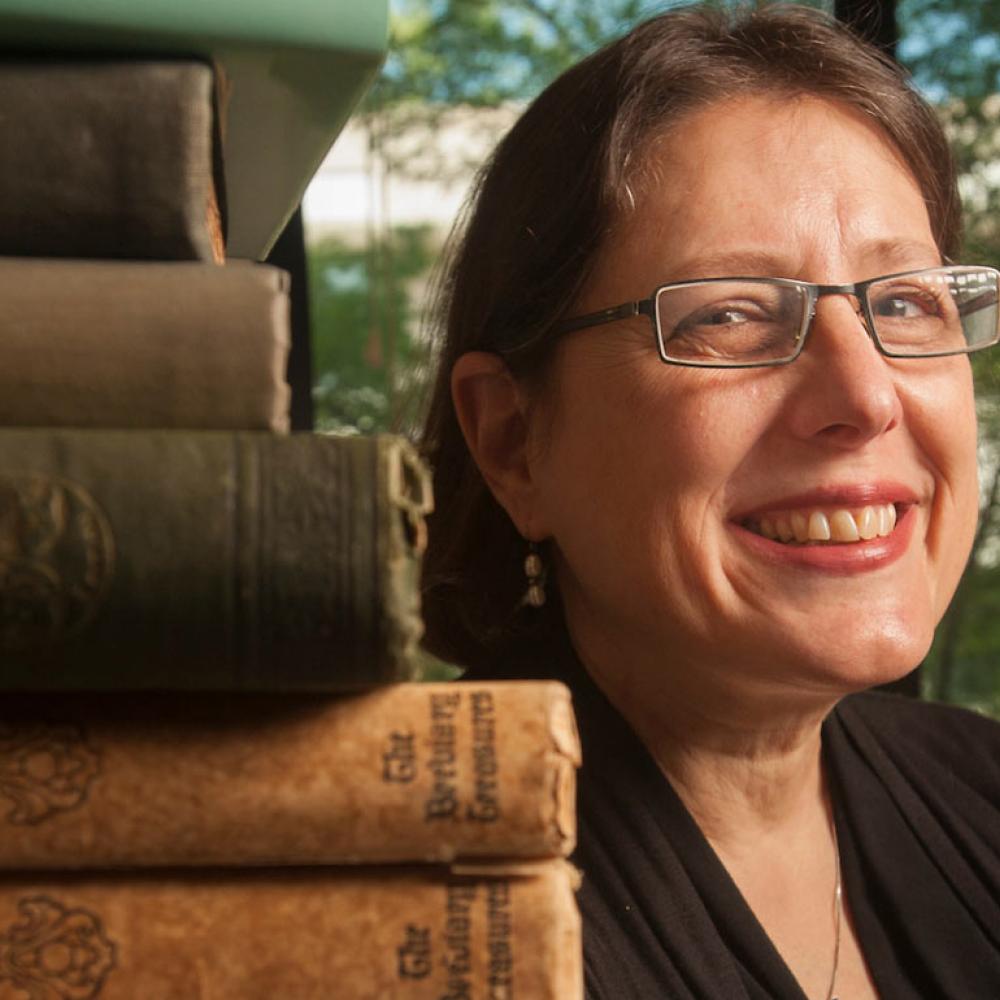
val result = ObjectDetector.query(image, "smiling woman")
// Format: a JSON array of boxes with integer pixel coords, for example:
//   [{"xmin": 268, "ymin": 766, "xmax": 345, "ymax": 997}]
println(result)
[{"xmin": 419, "ymin": 5, "xmax": 1000, "ymax": 999}]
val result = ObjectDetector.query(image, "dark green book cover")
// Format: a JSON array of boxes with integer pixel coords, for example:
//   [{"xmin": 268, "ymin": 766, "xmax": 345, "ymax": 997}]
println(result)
[{"xmin": 0, "ymin": 431, "xmax": 431, "ymax": 691}]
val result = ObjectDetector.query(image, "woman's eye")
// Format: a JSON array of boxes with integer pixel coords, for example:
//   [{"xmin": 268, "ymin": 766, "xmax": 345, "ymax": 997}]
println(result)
[
  {"xmin": 871, "ymin": 291, "xmax": 939, "ymax": 319},
  {"xmin": 700, "ymin": 307, "xmax": 751, "ymax": 326},
  {"xmin": 677, "ymin": 301, "xmax": 770, "ymax": 331}
]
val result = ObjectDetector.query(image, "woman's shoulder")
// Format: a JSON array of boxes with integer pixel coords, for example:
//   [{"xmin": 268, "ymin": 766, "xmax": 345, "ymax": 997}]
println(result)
[
  {"xmin": 832, "ymin": 689, "xmax": 1000, "ymax": 799},
  {"xmin": 837, "ymin": 688, "xmax": 1000, "ymax": 742}
]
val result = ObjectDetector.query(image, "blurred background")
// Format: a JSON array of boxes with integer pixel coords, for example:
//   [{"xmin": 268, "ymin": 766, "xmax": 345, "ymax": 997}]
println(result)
[{"xmin": 299, "ymin": 0, "xmax": 1000, "ymax": 714}]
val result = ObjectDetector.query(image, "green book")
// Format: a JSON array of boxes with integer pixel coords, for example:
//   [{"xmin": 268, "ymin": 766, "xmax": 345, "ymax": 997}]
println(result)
[
  {"xmin": 0, "ymin": 0, "xmax": 388, "ymax": 259},
  {"xmin": 0, "ymin": 431, "xmax": 431, "ymax": 691}
]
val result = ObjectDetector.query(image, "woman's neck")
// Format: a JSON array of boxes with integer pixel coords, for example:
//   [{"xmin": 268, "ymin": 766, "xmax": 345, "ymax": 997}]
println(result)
[
  {"xmin": 576, "ymin": 634, "xmax": 837, "ymax": 844},
  {"xmin": 648, "ymin": 716, "xmax": 827, "ymax": 849},
  {"xmin": 568, "ymin": 629, "xmax": 878, "ymax": 998}
]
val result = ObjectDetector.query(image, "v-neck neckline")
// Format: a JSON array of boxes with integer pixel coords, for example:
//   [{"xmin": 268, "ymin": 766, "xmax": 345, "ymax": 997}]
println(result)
[{"xmin": 570, "ymin": 657, "xmax": 818, "ymax": 1000}]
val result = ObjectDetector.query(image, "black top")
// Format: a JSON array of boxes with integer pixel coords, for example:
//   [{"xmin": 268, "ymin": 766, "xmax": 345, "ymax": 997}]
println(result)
[{"xmin": 465, "ymin": 636, "xmax": 1000, "ymax": 998}]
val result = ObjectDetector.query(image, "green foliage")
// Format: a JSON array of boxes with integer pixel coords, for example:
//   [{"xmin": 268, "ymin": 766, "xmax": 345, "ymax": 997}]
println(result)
[
  {"xmin": 899, "ymin": 0, "xmax": 1000, "ymax": 98},
  {"xmin": 309, "ymin": 225, "xmax": 437, "ymax": 434},
  {"xmin": 899, "ymin": 2, "xmax": 1000, "ymax": 282},
  {"xmin": 378, "ymin": 0, "xmax": 665, "ymax": 109},
  {"xmin": 924, "ymin": 558, "xmax": 1000, "ymax": 716}
]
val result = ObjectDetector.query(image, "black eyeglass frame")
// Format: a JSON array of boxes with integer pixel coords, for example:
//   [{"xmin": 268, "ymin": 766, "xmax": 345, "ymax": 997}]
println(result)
[{"xmin": 551, "ymin": 265, "xmax": 1000, "ymax": 369}]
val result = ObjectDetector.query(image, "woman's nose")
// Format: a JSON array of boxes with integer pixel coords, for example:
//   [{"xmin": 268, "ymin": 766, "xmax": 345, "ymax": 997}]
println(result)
[{"xmin": 783, "ymin": 296, "xmax": 902, "ymax": 449}]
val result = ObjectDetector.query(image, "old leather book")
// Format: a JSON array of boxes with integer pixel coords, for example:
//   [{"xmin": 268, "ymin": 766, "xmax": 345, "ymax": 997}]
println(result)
[
  {"xmin": 0, "ymin": 681, "xmax": 579, "ymax": 867},
  {"xmin": 0, "ymin": 0, "xmax": 387, "ymax": 259},
  {"xmin": 0, "ymin": 431, "xmax": 431, "ymax": 690},
  {"xmin": 0, "ymin": 59, "xmax": 225, "ymax": 261},
  {"xmin": 0, "ymin": 258, "xmax": 290, "ymax": 431},
  {"xmin": 0, "ymin": 861, "xmax": 582, "ymax": 999}
]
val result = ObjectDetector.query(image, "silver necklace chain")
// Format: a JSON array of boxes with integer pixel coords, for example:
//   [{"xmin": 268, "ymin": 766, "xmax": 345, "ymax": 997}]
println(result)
[{"xmin": 825, "ymin": 817, "xmax": 843, "ymax": 1000}]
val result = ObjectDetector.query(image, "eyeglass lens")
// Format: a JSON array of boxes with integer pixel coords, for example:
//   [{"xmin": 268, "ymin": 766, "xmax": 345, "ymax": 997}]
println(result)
[{"xmin": 655, "ymin": 267, "xmax": 1000, "ymax": 365}]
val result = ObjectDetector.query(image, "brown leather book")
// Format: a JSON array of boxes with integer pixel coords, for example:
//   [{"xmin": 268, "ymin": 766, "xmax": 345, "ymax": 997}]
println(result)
[
  {"xmin": 0, "ymin": 862, "xmax": 582, "ymax": 999},
  {"xmin": 0, "ymin": 682, "xmax": 579, "ymax": 868},
  {"xmin": 0, "ymin": 431, "xmax": 431, "ymax": 691},
  {"xmin": 0, "ymin": 59, "xmax": 225, "ymax": 261},
  {"xmin": 0, "ymin": 259, "xmax": 290, "ymax": 431}
]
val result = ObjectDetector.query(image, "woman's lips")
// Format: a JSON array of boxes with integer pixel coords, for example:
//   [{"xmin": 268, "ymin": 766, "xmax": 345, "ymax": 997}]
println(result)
[{"xmin": 731, "ymin": 485, "xmax": 919, "ymax": 573}]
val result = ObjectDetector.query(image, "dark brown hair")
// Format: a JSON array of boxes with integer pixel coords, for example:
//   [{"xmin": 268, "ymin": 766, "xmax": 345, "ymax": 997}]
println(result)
[{"xmin": 419, "ymin": 2, "xmax": 962, "ymax": 667}]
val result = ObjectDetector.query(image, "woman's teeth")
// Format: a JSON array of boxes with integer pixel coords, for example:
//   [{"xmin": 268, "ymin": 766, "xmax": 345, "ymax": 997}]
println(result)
[{"xmin": 750, "ymin": 503, "xmax": 897, "ymax": 544}]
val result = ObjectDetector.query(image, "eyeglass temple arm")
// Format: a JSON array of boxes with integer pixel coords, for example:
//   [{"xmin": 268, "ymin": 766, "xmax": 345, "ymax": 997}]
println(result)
[{"xmin": 554, "ymin": 298, "xmax": 657, "ymax": 334}]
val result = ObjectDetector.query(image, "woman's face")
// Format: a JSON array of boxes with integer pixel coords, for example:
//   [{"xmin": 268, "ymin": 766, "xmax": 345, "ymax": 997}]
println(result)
[{"xmin": 527, "ymin": 95, "xmax": 980, "ymax": 700}]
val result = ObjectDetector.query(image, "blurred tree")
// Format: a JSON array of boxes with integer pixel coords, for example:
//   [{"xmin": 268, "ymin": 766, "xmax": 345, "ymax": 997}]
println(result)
[
  {"xmin": 899, "ymin": 2, "xmax": 1000, "ymax": 273},
  {"xmin": 899, "ymin": 0, "xmax": 1000, "ymax": 96},
  {"xmin": 309, "ymin": 225, "xmax": 436, "ymax": 434},
  {"xmin": 367, "ymin": 1, "xmax": 666, "ymax": 185},
  {"xmin": 381, "ymin": 0, "xmax": 658, "ymax": 106}
]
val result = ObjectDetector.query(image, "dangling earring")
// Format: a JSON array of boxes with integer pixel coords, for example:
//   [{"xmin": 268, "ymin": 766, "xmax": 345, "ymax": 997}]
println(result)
[{"xmin": 522, "ymin": 541, "xmax": 546, "ymax": 608}]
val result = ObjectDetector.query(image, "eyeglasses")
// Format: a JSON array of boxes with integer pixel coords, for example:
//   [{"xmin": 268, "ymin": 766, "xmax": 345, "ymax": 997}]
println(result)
[{"xmin": 552, "ymin": 265, "xmax": 1000, "ymax": 368}]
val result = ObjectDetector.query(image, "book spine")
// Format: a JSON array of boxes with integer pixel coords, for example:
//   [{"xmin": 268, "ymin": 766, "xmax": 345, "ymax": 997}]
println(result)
[
  {"xmin": 0, "ymin": 431, "xmax": 431, "ymax": 690},
  {"xmin": 0, "ymin": 682, "xmax": 579, "ymax": 867},
  {"xmin": 0, "ymin": 862, "xmax": 582, "ymax": 1000},
  {"xmin": 0, "ymin": 259, "xmax": 290, "ymax": 431},
  {"xmin": 0, "ymin": 60, "xmax": 225, "ymax": 261}
]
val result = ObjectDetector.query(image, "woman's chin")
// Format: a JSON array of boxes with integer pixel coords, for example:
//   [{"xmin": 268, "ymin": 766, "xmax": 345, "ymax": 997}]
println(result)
[{"xmin": 776, "ymin": 624, "xmax": 932, "ymax": 696}]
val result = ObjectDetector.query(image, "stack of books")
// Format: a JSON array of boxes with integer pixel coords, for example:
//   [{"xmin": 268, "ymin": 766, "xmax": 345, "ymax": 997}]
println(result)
[
  {"xmin": 0, "ymin": 686, "xmax": 582, "ymax": 996},
  {"xmin": 0, "ymin": 52, "xmax": 583, "ymax": 1000}
]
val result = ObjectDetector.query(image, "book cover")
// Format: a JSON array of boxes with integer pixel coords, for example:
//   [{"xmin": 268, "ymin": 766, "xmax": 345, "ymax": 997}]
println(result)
[
  {"xmin": 0, "ymin": 259, "xmax": 290, "ymax": 431},
  {"xmin": 0, "ymin": 682, "xmax": 579, "ymax": 868},
  {"xmin": 0, "ymin": 60, "xmax": 224, "ymax": 261},
  {"xmin": 0, "ymin": 431, "xmax": 431, "ymax": 690},
  {"xmin": 0, "ymin": 862, "xmax": 582, "ymax": 1000}
]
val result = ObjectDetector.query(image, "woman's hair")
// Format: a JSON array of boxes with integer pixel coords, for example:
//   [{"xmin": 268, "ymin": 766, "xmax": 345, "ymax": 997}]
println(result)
[{"xmin": 419, "ymin": 2, "xmax": 962, "ymax": 667}]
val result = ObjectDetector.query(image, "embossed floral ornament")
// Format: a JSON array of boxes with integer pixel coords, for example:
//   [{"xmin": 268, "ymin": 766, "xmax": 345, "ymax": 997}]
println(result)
[
  {"xmin": 0, "ymin": 476, "xmax": 114, "ymax": 651},
  {"xmin": 0, "ymin": 897, "xmax": 115, "ymax": 999},
  {"xmin": 0, "ymin": 725, "xmax": 100, "ymax": 826}
]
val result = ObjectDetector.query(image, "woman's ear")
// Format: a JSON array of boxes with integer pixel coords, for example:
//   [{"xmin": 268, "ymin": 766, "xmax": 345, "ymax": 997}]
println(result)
[{"xmin": 451, "ymin": 351, "xmax": 544, "ymax": 539}]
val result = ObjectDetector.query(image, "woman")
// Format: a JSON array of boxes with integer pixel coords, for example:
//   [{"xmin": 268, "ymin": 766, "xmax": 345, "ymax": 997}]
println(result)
[{"xmin": 420, "ymin": 5, "xmax": 1000, "ymax": 998}]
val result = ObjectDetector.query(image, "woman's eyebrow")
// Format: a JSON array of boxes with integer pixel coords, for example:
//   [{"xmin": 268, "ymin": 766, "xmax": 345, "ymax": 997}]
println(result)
[
  {"xmin": 664, "ymin": 250, "xmax": 795, "ymax": 279},
  {"xmin": 662, "ymin": 239, "xmax": 941, "ymax": 283},
  {"xmin": 854, "ymin": 237, "xmax": 941, "ymax": 268}
]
